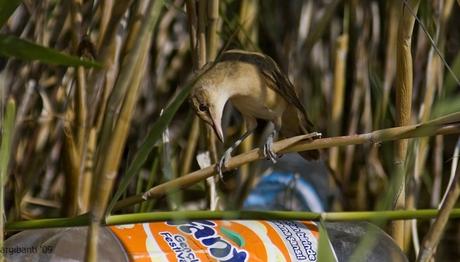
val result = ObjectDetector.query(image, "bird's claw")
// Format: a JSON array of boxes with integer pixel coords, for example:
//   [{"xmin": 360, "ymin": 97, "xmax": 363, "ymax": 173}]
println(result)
[
  {"xmin": 216, "ymin": 149, "xmax": 232, "ymax": 181},
  {"xmin": 216, "ymin": 157, "xmax": 225, "ymax": 181},
  {"xmin": 310, "ymin": 132, "xmax": 322, "ymax": 139},
  {"xmin": 263, "ymin": 143, "xmax": 278, "ymax": 163},
  {"xmin": 263, "ymin": 136, "xmax": 279, "ymax": 163}
]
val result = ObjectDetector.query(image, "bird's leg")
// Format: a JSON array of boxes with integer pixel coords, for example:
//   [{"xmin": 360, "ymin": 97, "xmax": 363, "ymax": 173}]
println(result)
[
  {"xmin": 216, "ymin": 128, "xmax": 255, "ymax": 179},
  {"xmin": 263, "ymin": 128, "xmax": 279, "ymax": 163}
]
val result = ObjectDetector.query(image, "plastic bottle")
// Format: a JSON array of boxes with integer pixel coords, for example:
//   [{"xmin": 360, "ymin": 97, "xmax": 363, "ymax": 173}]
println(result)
[{"xmin": 4, "ymin": 220, "xmax": 407, "ymax": 261}]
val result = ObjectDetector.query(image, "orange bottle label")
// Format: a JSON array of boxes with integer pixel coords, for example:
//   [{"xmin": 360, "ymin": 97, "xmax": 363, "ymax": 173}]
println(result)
[{"xmin": 111, "ymin": 220, "xmax": 320, "ymax": 261}]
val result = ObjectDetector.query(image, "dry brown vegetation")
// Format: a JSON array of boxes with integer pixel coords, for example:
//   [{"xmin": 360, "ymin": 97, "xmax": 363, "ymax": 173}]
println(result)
[{"xmin": 1, "ymin": 0, "xmax": 460, "ymax": 260}]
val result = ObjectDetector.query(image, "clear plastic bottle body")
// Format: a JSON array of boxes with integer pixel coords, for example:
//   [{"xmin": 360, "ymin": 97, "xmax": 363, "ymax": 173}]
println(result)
[{"xmin": 4, "ymin": 220, "xmax": 407, "ymax": 261}]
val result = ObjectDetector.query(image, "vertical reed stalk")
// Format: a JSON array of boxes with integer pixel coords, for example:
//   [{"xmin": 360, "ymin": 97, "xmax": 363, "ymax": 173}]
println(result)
[
  {"xmin": 196, "ymin": 0, "xmax": 220, "ymax": 175},
  {"xmin": 239, "ymin": 0, "xmax": 258, "ymax": 47},
  {"xmin": 62, "ymin": 0, "xmax": 86, "ymax": 217},
  {"xmin": 182, "ymin": 0, "xmax": 203, "ymax": 177},
  {"xmin": 96, "ymin": 0, "xmax": 114, "ymax": 50},
  {"xmin": 86, "ymin": 1, "xmax": 163, "ymax": 260},
  {"xmin": 181, "ymin": 117, "xmax": 200, "ymax": 176},
  {"xmin": 329, "ymin": 34, "xmax": 348, "ymax": 179},
  {"xmin": 343, "ymin": 9, "xmax": 369, "ymax": 184},
  {"xmin": 80, "ymin": 128, "xmax": 96, "ymax": 212},
  {"xmin": 238, "ymin": 0, "xmax": 258, "ymax": 191},
  {"xmin": 207, "ymin": 0, "xmax": 219, "ymax": 61},
  {"xmin": 0, "ymin": 99, "xmax": 16, "ymax": 261},
  {"xmin": 431, "ymin": 135, "xmax": 444, "ymax": 207},
  {"xmin": 409, "ymin": 1, "xmax": 453, "ymax": 254},
  {"xmin": 343, "ymin": 61, "xmax": 364, "ymax": 184},
  {"xmin": 378, "ymin": 0, "xmax": 399, "ymax": 126},
  {"xmin": 393, "ymin": 0, "xmax": 420, "ymax": 250},
  {"xmin": 197, "ymin": 0, "xmax": 207, "ymax": 66},
  {"xmin": 185, "ymin": 0, "xmax": 198, "ymax": 69},
  {"xmin": 87, "ymin": 37, "xmax": 151, "ymax": 260},
  {"xmin": 62, "ymin": 121, "xmax": 81, "ymax": 216}
]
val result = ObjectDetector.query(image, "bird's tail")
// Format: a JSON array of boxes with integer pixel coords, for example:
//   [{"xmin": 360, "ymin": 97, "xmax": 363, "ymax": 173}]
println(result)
[{"xmin": 281, "ymin": 105, "xmax": 320, "ymax": 161}]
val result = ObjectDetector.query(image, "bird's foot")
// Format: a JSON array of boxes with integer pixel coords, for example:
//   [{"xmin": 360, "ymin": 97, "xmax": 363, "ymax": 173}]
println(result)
[
  {"xmin": 216, "ymin": 148, "xmax": 232, "ymax": 181},
  {"xmin": 215, "ymin": 128, "xmax": 256, "ymax": 181},
  {"xmin": 263, "ymin": 133, "xmax": 279, "ymax": 163},
  {"xmin": 309, "ymin": 132, "xmax": 322, "ymax": 139}
]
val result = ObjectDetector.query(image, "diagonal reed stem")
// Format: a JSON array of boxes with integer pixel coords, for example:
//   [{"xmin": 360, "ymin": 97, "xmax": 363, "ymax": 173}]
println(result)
[{"xmin": 113, "ymin": 112, "xmax": 460, "ymax": 210}]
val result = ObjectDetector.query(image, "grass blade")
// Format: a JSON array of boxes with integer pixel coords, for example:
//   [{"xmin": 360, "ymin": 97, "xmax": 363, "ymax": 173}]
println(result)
[
  {"xmin": 432, "ymin": 95, "xmax": 460, "ymax": 119},
  {"xmin": 318, "ymin": 220, "xmax": 337, "ymax": 262},
  {"xmin": 0, "ymin": 35, "xmax": 101, "ymax": 68},
  {"xmin": 443, "ymin": 51, "xmax": 460, "ymax": 93},
  {"xmin": 106, "ymin": 73, "xmax": 202, "ymax": 213}
]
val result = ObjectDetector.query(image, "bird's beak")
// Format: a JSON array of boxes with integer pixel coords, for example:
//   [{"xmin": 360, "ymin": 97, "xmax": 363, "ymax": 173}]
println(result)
[
  {"xmin": 208, "ymin": 98, "xmax": 226, "ymax": 143},
  {"xmin": 210, "ymin": 114, "xmax": 224, "ymax": 143}
]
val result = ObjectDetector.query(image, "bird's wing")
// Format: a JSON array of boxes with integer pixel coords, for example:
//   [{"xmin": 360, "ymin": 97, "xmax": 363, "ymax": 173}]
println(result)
[{"xmin": 219, "ymin": 49, "xmax": 315, "ymax": 131}]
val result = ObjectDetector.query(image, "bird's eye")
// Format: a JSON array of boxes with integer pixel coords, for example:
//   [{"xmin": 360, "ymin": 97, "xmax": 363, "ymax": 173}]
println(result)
[{"xmin": 199, "ymin": 104, "xmax": 208, "ymax": 111}]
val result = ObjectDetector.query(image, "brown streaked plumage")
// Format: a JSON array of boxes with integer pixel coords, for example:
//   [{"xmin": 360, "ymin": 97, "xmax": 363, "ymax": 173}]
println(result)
[{"xmin": 189, "ymin": 49, "xmax": 320, "ymax": 174}]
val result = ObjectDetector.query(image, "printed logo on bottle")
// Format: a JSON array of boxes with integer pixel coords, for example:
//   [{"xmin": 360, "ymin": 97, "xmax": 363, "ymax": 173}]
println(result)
[{"xmin": 164, "ymin": 220, "xmax": 248, "ymax": 262}]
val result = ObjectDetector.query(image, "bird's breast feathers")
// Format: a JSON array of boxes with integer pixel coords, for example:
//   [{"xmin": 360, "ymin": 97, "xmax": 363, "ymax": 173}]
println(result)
[{"xmin": 230, "ymin": 91, "xmax": 287, "ymax": 120}]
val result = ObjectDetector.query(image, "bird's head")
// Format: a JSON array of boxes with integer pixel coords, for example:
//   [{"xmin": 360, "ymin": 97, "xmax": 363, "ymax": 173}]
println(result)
[{"xmin": 189, "ymin": 83, "xmax": 227, "ymax": 143}]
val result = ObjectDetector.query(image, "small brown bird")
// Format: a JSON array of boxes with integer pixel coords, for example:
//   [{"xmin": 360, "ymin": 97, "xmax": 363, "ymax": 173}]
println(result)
[{"xmin": 189, "ymin": 49, "xmax": 320, "ymax": 175}]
